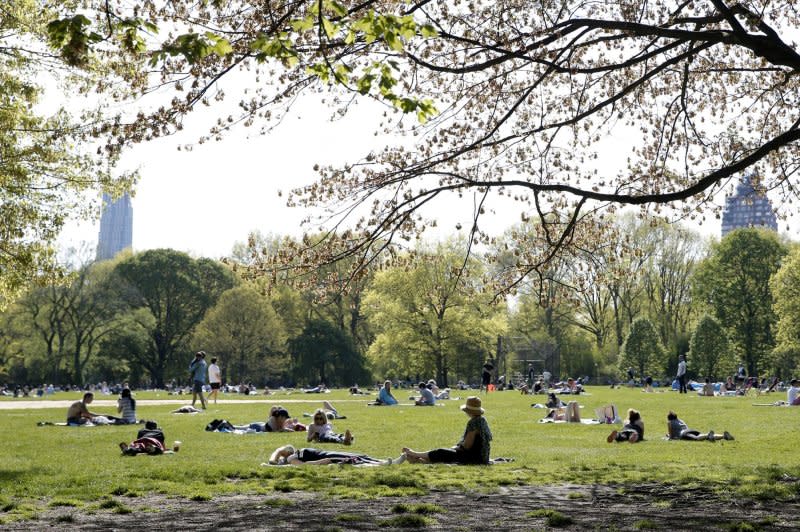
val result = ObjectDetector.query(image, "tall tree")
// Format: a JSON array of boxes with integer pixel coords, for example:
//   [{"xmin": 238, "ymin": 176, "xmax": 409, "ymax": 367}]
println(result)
[
  {"xmin": 49, "ymin": 1, "xmax": 800, "ymax": 289},
  {"xmin": 619, "ymin": 317, "xmax": 666, "ymax": 381},
  {"xmin": 193, "ymin": 285, "xmax": 287, "ymax": 385},
  {"xmin": 59, "ymin": 260, "xmax": 123, "ymax": 383},
  {"xmin": 288, "ymin": 318, "xmax": 370, "ymax": 386},
  {"xmin": 364, "ymin": 241, "xmax": 505, "ymax": 385},
  {"xmin": 689, "ymin": 315, "xmax": 732, "ymax": 380},
  {"xmin": 641, "ymin": 222, "xmax": 704, "ymax": 360},
  {"xmin": 770, "ymin": 245, "xmax": 800, "ymax": 377},
  {"xmin": 8, "ymin": 283, "xmax": 71, "ymax": 384},
  {"xmin": 114, "ymin": 249, "xmax": 236, "ymax": 387},
  {"xmin": 693, "ymin": 229, "xmax": 786, "ymax": 377}
]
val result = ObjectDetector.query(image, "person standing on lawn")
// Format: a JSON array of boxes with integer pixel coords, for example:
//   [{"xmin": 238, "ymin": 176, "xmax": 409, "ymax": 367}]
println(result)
[
  {"xmin": 189, "ymin": 351, "xmax": 208, "ymax": 410},
  {"xmin": 676, "ymin": 354, "xmax": 688, "ymax": 394},
  {"xmin": 208, "ymin": 357, "xmax": 222, "ymax": 404}
]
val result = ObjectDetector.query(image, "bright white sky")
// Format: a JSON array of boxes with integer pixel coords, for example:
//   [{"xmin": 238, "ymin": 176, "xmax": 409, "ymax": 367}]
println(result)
[{"xmin": 60, "ymin": 96, "xmax": 389, "ymax": 258}]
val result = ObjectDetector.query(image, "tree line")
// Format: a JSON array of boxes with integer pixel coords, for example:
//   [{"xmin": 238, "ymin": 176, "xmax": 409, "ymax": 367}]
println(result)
[{"xmin": 1, "ymin": 218, "xmax": 798, "ymax": 389}]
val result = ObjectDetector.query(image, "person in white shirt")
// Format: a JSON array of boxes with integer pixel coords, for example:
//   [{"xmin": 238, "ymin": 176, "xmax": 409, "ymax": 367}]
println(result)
[
  {"xmin": 787, "ymin": 379, "xmax": 800, "ymax": 406},
  {"xmin": 208, "ymin": 357, "xmax": 222, "ymax": 404},
  {"xmin": 676, "ymin": 354, "xmax": 688, "ymax": 394}
]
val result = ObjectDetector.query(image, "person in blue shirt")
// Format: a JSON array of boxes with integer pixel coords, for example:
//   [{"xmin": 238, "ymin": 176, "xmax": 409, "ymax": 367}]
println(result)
[
  {"xmin": 378, "ymin": 380, "xmax": 398, "ymax": 405},
  {"xmin": 415, "ymin": 382, "xmax": 436, "ymax": 406},
  {"xmin": 189, "ymin": 351, "xmax": 208, "ymax": 410}
]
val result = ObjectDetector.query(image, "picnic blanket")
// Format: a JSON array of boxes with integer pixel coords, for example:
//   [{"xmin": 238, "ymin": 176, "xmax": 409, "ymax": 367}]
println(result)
[
  {"xmin": 37, "ymin": 415, "xmax": 129, "ymax": 427},
  {"xmin": 538, "ymin": 418, "xmax": 602, "ymax": 425}
]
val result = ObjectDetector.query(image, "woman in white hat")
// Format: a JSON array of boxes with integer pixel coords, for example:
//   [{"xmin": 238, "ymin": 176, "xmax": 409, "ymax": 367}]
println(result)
[{"xmin": 402, "ymin": 396, "xmax": 492, "ymax": 465}]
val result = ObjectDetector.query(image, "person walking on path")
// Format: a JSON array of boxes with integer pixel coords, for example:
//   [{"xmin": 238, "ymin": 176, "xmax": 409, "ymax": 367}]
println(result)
[
  {"xmin": 189, "ymin": 351, "xmax": 208, "ymax": 409},
  {"xmin": 208, "ymin": 357, "xmax": 222, "ymax": 404},
  {"xmin": 676, "ymin": 354, "xmax": 688, "ymax": 394}
]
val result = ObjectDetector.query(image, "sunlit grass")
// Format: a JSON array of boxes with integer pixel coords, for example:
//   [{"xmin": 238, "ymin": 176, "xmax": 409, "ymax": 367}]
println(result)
[{"xmin": 1, "ymin": 386, "xmax": 799, "ymax": 521}]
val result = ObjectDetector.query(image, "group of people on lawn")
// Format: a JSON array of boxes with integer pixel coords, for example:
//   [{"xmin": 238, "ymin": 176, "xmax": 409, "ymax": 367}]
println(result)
[{"xmin": 69, "ymin": 350, "xmax": 800, "ymax": 463}]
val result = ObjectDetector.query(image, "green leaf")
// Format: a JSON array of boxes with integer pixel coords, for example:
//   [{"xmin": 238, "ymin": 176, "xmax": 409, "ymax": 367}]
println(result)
[
  {"xmin": 290, "ymin": 16, "xmax": 314, "ymax": 32},
  {"xmin": 420, "ymin": 24, "xmax": 438, "ymax": 38},
  {"xmin": 356, "ymin": 74, "xmax": 375, "ymax": 95},
  {"xmin": 384, "ymin": 32, "xmax": 403, "ymax": 52},
  {"xmin": 322, "ymin": 18, "xmax": 337, "ymax": 38},
  {"xmin": 325, "ymin": 0, "xmax": 348, "ymax": 18}
]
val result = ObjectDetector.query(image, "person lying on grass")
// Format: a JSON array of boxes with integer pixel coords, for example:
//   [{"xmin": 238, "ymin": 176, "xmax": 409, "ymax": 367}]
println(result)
[
  {"xmin": 402, "ymin": 396, "xmax": 492, "ymax": 465},
  {"xmin": 607, "ymin": 408, "xmax": 644, "ymax": 443},
  {"xmin": 266, "ymin": 445, "xmax": 402, "ymax": 466},
  {"xmin": 267, "ymin": 406, "xmax": 306, "ymax": 432},
  {"xmin": 119, "ymin": 420, "xmax": 178, "ymax": 455},
  {"xmin": 666, "ymin": 411, "xmax": 734, "ymax": 441}
]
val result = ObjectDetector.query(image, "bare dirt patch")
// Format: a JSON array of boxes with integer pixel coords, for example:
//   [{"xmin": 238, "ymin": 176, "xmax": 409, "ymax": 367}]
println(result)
[{"xmin": 5, "ymin": 483, "xmax": 799, "ymax": 531}]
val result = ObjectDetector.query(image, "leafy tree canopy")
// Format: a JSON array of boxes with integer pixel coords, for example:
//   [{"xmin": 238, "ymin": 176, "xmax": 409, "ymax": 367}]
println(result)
[
  {"xmin": 689, "ymin": 314, "xmax": 731, "ymax": 380},
  {"xmin": 113, "ymin": 249, "xmax": 236, "ymax": 387},
  {"xmin": 0, "ymin": 2, "xmax": 134, "ymax": 306},
  {"xmin": 619, "ymin": 316, "xmax": 666, "ymax": 381},
  {"xmin": 44, "ymin": 1, "xmax": 800, "ymax": 291},
  {"xmin": 693, "ymin": 228, "xmax": 786, "ymax": 376}
]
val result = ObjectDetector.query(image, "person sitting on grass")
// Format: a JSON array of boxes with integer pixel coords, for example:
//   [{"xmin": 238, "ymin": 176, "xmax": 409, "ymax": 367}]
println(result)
[
  {"xmin": 787, "ymin": 379, "xmax": 800, "ymax": 406},
  {"xmin": 545, "ymin": 392, "xmax": 565, "ymax": 409},
  {"xmin": 402, "ymin": 396, "xmax": 492, "ymax": 465},
  {"xmin": 66, "ymin": 392, "xmax": 105, "ymax": 425},
  {"xmin": 607, "ymin": 409, "xmax": 644, "ymax": 443},
  {"xmin": 414, "ymin": 382, "xmax": 436, "ymax": 406},
  {"xmin": 116, "ymin": 388, "xmax": 137, "ymax": 424},
  {"xmin": 377, "ymin": 380, "xmax": 398, "ymax": 405},
  {"xmin": 700, "ymin": 378, "xmax": 715, "ymax": 397},
  {"xmin": 267, "ymin": 445, "xmax": 401, "ymax": 466},
  {"xmin": 723, "ymin": 376, "xmax": 737, "ymax": 393},
  {"xmin": 666, "ymin": 411, "xmax": 734, "ymax": 441},
  {"xmin": 307, "ymin": 409, "xmax": 353, "ymax": 445}
]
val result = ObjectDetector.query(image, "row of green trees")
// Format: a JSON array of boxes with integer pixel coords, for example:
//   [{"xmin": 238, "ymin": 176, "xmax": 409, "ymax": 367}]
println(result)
[{"xmin": 1, "ymin": 220, "xmax": 798, "ymax": 388}]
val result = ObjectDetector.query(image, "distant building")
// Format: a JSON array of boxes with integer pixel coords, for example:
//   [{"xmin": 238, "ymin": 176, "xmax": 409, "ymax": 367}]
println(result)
[
  {"xmin": 720, "ymin": 174, "xmax": 777, "ymax": 237},
  {"xmin": 96, "ymin": 193, "xmax": 133, "ymax": 261}
]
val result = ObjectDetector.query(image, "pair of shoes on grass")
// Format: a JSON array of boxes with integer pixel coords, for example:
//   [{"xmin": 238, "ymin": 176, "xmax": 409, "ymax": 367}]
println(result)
[
  {"xmin": 606, "ymin": 430, "xmax": 638, "ymax": 443},
  {"xmin": 707, "ymin": 430, "xmax": 734, "ymax": 441}
]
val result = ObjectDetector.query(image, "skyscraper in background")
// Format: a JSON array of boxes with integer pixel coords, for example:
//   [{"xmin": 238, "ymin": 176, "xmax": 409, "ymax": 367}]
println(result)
[
  {"xmin": 720, "ymin": 174, "xmax": 777, "ymax": 237},
  {"xmin": 96, "ymin": 193, "xmax": 133, "ymax": 261}
]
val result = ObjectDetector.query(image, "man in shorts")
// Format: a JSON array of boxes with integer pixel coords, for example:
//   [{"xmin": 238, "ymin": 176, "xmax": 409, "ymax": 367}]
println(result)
[
  {"xmin": 189, "ymin": 351, "xmax": 208, "ymax": 409},
  {"xmin": 208, "ymin": 357, "xmax": 222, "ymax": 404}
]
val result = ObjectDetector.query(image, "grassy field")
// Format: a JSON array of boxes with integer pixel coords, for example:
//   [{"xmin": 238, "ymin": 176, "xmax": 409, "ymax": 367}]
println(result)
[{"xmin": 1, "ymin": 386, "xmax": 798, "ymax": 523}]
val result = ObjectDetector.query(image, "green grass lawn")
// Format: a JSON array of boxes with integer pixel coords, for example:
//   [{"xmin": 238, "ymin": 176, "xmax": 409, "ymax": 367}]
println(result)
[{"xmin": 1, "ymin": 386, "xmax": 798, "ymax": 523}]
